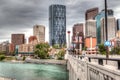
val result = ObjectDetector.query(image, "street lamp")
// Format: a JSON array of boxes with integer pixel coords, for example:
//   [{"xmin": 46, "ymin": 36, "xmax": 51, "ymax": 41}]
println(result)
[
  {"xmin": 105, "ymin": 0, "xmax": 109, "ymax": 60},
  {"xmin": 72, "ymin": 42, "xmax": 75, "ymax": 55},
  {"xmin": 67, "ymin": 31, "xmax": 71, "ymax": 49},
  {"xmin": 77, "ymin": 32, "xmax": 80, "ymax": 55}
]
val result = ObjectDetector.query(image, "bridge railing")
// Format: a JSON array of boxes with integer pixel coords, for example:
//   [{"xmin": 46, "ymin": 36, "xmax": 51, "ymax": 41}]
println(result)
[{"xmin": 67, "ymin": 54, "xmax": 120, "ymax": 80}]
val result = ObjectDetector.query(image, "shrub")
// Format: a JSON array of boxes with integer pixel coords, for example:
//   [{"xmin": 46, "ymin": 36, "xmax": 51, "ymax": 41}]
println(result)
[
  {"xmin": 23, "ymin": 56, "xmax": 26, "ymax": 61},
  {"xmin": 57, "ymin": 49, "xmax": 65, "ymax": 60},
  {"xmin": 0, "ymin": 55, "xmax": 5, "ymax": 61}
]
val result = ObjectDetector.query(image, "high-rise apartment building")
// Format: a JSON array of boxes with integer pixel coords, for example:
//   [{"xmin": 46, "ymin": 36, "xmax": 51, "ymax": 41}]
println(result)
[
  {"xmin": 11, "ymin": 34, "xmax": 25, "ymax": 47},
  {"xmin": 101, "ymin": 17, "xmax": 116, "ymax": 43},
  {"xmin": 95, "ymin": 9, "xmax": 114, "ymax": 44},
  {"xmin": 85, "ymin": 7, "xmax": 98, "ymax": 20},
  {"xmin": 33, "ymin": 25, "xmax": 45, "ymax": 42},
  {"xmin": 85, "ymin": 20, "xmax": 96, "ymax": 37},
  {"xmin": 49, "ymin": 4, "xmax": 66, "ymax": 46}
]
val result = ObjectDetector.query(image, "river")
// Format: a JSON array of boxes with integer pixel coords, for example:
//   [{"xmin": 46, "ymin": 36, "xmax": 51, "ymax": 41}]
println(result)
[{"xmin": 0, "ymin": 62, "xmax": 68, "ymax": 80}]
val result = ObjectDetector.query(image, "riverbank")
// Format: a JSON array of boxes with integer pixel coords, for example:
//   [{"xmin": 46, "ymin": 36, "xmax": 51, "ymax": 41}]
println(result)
[
  {"xmin": 0, "ymin": 77, "xmax": 16, "ymax": 80},
  {"xmin": 25, "ymin": 59, "xmax": 67, "ymax": 65}
]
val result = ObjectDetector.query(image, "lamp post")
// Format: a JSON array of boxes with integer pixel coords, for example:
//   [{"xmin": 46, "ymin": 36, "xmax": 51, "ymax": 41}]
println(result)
[
  {"xmin": 105, "ymin": 0, "xmax": 109, "ymax": 59},
  {"xmin": 72, "ymin": 42, "xmax": 75, "ymax": 55},
  {"xmin": 77, "ymin": 32, "xmax": 80, "ymax": 55}
]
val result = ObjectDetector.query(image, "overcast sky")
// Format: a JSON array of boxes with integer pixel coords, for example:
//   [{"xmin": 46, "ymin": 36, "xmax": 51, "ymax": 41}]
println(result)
[{"xmin": 0, "ymin": 0, "xmax": 120, "ymax": 43}]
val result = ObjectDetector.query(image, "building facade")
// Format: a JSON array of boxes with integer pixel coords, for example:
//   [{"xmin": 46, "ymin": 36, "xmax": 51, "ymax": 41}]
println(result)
[
  {"xmin": 0, "ymin": 41, "xmax": 9, "ymax": 54},
  {"xmin": 9, "ymin": 43, "xmax": 15, "ymax": 54},
  {"xmin": 11, "ymin": 34, "xmax": 25, "ymax": 47},
  {"xmin": 101, "ymin": 17, "xmax": 116, "ymax": 43},
  {"xmin": 28, "ymin": 36, "xmax": 38, "ymax": 44},
  {"xmin": 85, "ymin": 20, "xmax": 96, "ymax": 37},
  {"xmin": 49, "ymin": 4, "xmax": 66, "ymax": 46},
  {"xmin": 85, "ymin": 7, "xmax": 98, "ymax": 20},
  {"xmin": 85, "ymin": 37, "xmax": 97, "ymax": 49},
  {"xmin": 95, "ymin": 9, "xmax": 114, "ymax": 44},
  {"xmin": 33, "ymin": 25, "xmax": 45, "ymax": 42}
]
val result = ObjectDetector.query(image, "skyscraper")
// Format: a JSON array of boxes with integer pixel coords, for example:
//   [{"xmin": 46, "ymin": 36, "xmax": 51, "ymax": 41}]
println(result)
[
  {"xmin": 95, "ymin": 9, "xmax": 114, "ymax": 44},
  {"xmin": 85, "ymin": 7, "xmax": 98, "ymax": 20},
  {"xmin": 49, "ymin": 4, "xmax": 66, "ymax": 46},
  {"xmin": 33, "ymin": 25, "xmax": 45, "ymax": 42},
  {"xmin": 101, "ymin": 17, "xmax": 116, "ymax": 43}
]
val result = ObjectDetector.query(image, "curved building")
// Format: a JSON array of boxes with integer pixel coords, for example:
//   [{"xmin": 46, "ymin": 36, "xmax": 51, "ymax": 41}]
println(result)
[{"xmin": 49, "ymin": 4, "xmax": 66, "ymax": 46}]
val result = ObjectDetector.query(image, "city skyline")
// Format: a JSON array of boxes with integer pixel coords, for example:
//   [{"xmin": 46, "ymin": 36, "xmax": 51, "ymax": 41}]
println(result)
[{"xmin": 0, "ymin": 0, "xmax": 120, "ymax": 42}]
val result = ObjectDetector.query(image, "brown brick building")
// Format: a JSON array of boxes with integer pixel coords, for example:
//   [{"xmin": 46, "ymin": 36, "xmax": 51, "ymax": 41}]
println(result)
[
  {"xmin": 85, "ymin": 7, "xmax": 99, "ymax": 20},
  {"xmin": 11, "ymin": 34, "xmax": 25, "ymax": 47},
  {"xmin": 28, "ymin": 36, "xmax": 37, "ymax": 43}
]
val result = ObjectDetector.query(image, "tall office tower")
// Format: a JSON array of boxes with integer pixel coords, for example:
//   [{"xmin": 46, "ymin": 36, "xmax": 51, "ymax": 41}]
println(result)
[
  {"xmin": 101, "ymin": 17, "xmax": 116, "ymax": 43},
  {"xmin": 11, "ymin": 34, "xmax": 25, "ymax": 47},
  {"xmin": 49, "ymin": 4, "xmax": 66, "ymax": 46},
  {"xmin": 85, "ymin": 7, "xmax": 98, "ymax": 20},
  {"xmin": 117, "ymin": 19, "xmax": 120, "ymax": 31},
  {"xmin": 85, "ymin": 20, "xmax": 96, "ymax": 37},
  {"xmin": 95, "ymin": 9, "xmax": 114, "ymax": 44},
  {"xmin": 72, "ymin": 23, "xmax": 84, "ymax": 48},
  {"xmin": 33, "ymin": 25, "xmax": 45, "ymax": 42}
]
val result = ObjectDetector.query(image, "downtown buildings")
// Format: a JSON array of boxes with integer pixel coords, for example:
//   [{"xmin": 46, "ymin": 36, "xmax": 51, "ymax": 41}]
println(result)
[
  {"xmin": 18, "ymin": 25, "xmax": 45, "ymax": 56},
  {"xmin": 49, "ymin": 4, "xmax": 66, "ymax": 46}
]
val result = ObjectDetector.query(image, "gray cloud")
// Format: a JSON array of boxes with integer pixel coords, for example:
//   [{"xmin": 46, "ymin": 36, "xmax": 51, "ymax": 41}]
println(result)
[{"xmin": 0, "ymin": 0, "xmax": 120, "ymax": 42}]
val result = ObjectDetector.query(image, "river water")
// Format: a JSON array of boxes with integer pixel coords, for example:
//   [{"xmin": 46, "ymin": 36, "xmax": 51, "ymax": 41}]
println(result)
[{"xmin": 0, "ymin": 62, "xmax": 68, "ymax": 80}]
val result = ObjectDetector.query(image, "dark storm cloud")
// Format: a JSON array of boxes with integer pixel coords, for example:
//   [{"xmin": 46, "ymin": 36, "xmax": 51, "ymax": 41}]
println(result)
[{"xmin": 0, "ymin": 0, "xmax": 120, "ymax": 42}]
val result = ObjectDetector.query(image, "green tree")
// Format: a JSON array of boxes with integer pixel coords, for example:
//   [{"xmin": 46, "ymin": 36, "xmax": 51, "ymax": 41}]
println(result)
[
  {"xmin": 34, "ymin": 43, "xmax": 50, "ymax": 59},
  {"xmin": 110, "ymin": 47, "xmax": 120, "ymax": 55},
  {"xmin": 98, "ymin": 44, "xmax": 106, "ymax": 55},
  {"xmin": 57, "ymin": 49, "xmax": 65, "ymax": 60}
]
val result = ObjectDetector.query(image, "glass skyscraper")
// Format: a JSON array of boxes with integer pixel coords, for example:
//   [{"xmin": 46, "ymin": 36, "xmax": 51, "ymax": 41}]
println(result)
[
  {"xmin": 49, "ymin": 4, "xmax": 66, "ymax": 46},
  {"xmin": 95, "ymin": 9, "xmax": 113, "ymax": 44}
]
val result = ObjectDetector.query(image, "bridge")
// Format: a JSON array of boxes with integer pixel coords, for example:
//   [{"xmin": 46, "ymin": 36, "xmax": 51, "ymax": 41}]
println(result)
[{"xmin": 66, "ymin": 52, "xmax": 120, "ymax": 80}]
